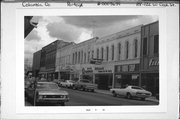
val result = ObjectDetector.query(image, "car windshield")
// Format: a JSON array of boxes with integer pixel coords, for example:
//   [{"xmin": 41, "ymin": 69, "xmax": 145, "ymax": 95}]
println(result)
[
  {"xmin": 37, "ymin": 83, "xmax": 59, "ymax": 89},
  {"xmin": 131, "ymin": 86, "xmax": 143, "ymax": 90}
]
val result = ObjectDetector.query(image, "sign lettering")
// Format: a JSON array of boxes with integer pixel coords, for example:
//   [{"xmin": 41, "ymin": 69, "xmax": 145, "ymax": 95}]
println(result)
[{"xmin": 149, "ymin": 58, "xmax": 159, "ymax": 66}]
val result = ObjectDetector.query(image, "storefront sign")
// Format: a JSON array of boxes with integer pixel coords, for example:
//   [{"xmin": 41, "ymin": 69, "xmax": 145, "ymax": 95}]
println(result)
[
  {"xmin": 149, "ymin": 58, "xmax": 159, "ymax": 66},
  {"xmin": 82, "ymin": 67, "xmax": 93, "ymax": 74},
  {"xmin": 94, "ymin": 66, "xmax": 112, "ymax": 73}
]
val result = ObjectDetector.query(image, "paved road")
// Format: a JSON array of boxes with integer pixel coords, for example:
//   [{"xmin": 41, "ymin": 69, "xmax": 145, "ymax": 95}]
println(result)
[{"xmin": 25, "ymin": 87, "xmax": 158, "ymax": 106}]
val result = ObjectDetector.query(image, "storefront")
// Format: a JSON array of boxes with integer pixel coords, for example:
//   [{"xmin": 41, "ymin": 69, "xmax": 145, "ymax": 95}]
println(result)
[
  {"xmin": 140, "ymin": 21, "xmax": 159, "ymax": 96},
  {"xmin": 140, "ymin": 57, "xmax": 159, "ymax": 96},
  {"xmin": 94, "ymin": 66, "xmax": 113, "ymax": 90},
  {"xmin": 114, "ymin": 64, "xmax": 140, "ymax": 88},
  {"xmin": 81, "ymin": 67, "xmax": 93, "ymax": 82}
]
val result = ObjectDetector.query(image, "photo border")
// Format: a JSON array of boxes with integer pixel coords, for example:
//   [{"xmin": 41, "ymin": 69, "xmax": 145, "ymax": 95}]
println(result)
[{"xmin": 16, "ymin": 5, "xmax": 167, "ymax": 114}]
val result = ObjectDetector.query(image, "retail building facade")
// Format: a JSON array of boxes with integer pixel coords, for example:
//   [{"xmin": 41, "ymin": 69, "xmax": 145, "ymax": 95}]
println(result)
[
  {"xmin": 39, "ymin": 40, "xmax": 70, "ymax": 81},
  {"xmin": 140, "ymin": 21, "xmax": 159, "ymax": 96},
  {"xmin": 55, "ymin": 42, "xmax": 75, "ymax": 81}
]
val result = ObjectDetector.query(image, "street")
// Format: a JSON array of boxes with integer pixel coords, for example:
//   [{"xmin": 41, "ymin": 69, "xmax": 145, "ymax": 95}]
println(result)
[{"xmin": 25, "ymin": 87, "xmax": 159, "ymax": 106}]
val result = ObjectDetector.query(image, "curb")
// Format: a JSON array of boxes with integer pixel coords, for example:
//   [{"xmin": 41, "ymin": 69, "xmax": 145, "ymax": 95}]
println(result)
[{"xmin": 95, "ymin": 90, "xmax": 159, "ymax": 103}]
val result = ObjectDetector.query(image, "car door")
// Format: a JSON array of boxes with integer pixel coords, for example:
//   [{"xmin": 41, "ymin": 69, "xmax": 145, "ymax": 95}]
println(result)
[{"xmin": 117, "ymin": 87, "xmax": 125, "ymax": 96}]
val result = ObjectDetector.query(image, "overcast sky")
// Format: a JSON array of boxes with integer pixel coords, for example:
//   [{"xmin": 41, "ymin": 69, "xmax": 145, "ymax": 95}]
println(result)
[{"xmin": 25, "ymin": 15, "xmax": 158, "ymax": 66}]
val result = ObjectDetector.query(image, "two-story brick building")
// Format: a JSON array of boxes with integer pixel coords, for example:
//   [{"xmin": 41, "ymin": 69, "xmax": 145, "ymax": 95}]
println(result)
[{"xmin": 140, "ymin": 21, "xmax": 159, "ymax": 96}]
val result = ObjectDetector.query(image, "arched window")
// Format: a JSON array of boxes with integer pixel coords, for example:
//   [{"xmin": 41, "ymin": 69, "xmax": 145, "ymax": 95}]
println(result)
[
  {"xmin": 118, "ymin": 43, "xmax": 121, "ymax": 60},
  {"xmin": 97, "ymin": 48, "xmax": 99, "ymax": 59},
  {"xmin": 106, "ymin": 46, "xmax": 109, "ymax": 61},
  {"xmin": 134, "ymin": 39, "xmax": 138, "ymax": 58},
  {"xmin": 112, "ymin": 45, "xmax": 114, "ymax": 60},
  {"xmin": 101, "ymin": 47, "xmax": 104, "ymax": 60},
  {"xmin": 126, "ymin": 41, "xmax": 129, "ymax": 59}
]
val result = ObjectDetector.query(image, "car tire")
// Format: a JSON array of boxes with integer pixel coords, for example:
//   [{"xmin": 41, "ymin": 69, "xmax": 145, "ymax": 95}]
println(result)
[
  {"xmin": 126, "ymin": 93, "xmax": 132, "ymax": 99},
  {"xmin": 141, "ymin": 98, "xmax": 145, "ymax": 101},
  {"xmin": 112, "ymin": 91, "xmax": 117, "ymax": 97},
  {"xmin": 61, "ymin": 102, "xmax": 65, "ymax": 106}
]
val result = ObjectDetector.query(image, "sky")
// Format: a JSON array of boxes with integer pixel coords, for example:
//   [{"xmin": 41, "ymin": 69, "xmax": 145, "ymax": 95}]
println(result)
[{"xmin": 25, "ymin": 15, "xmax": 158, "ymax": 67}]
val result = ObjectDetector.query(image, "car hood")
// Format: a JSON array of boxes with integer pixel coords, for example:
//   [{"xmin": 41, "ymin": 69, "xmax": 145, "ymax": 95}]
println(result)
[{"xmin": 37, "ymin": 89, "xmax": 68, "ymax": 95}]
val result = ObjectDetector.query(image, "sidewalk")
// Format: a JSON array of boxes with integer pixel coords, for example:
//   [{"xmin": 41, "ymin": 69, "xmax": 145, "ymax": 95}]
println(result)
[{"xmin": 95, "ymin": 89, "xmax": 159, "ymax": 103}]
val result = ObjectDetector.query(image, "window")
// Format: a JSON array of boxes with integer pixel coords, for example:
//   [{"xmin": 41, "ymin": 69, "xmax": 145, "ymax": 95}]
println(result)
[
  {"xmin": 84, "ymin": 52, "xmax": 86, "ymax": 63},
  {"xmin": 112, "ymin": 45, "xmax": 114, "ymax": 60},
  {"xmin": 126, "ymin": 41, "xmax": 129, "ymax": 59},
  {"xmin": 101, "ymin": 47, "xmax": 104, "ymax": 60},
  {"xmin": 81, "ymin": 51, "xmax": 83, "ymax": 63},
  {"xmin": 75, "ymin": 52, "xmax": 77, "ymax": 64},
  {"xmin": 134, "ymin": 39, "xmax": 138, "ymax": 58},
  {"xmin": 106, "ymin": 46, "xmax": 109, "ymax": 61},
  {"xmin": 72, "ymin": 53, "xmax": 74, "ymax": 64},
  {"xmin": 88, "ymin": 51, "xmax": 90, "ymax": 62},
  {"xmin": 78, "ymin": 51, "xmax": 80, "ymax": 64},
  {"xmin": 143, "ymin": 37, "xmax": 148, "ymax": 55},
  {"xmin": 97, "ymin": 48, "xmax": 99, "ymax": 59},
  {"xmin": 118, "ymin": 43, "xmax": 121, "ymax": 60},
  {"xmin": 154, "ymin": 35, "xmax": 159, "ymax": 54},
  {"xmin": 91, "ymin": 50, "xmax": 94, "ymax": 59}
]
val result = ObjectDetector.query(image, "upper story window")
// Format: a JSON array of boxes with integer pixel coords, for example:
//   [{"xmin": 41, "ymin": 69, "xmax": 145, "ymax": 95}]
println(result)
[
  {"xmin": 126, "ymin": 41, "xmax": 129, "ymax": 59},
  {"xmin": 78, "ymin": 51, "xmax": 80, "ymax": 64},
  {"xmin": 101, "ymin": 47, "xmax": 104, "ymax": 60},
  {"xmin": 106, "ymin": 46, "xmax": 109, "ymax": 61},
  {"xmin": 91, "ymin": 50, "xmax": 94, "ymax": 59},
  {"xmin": 97, "ymin": 48, "xmax": 99, "ymax": 59},
  {"xmin": 112, "ymin": 45, "xmax": 114, "ymax": 60},
  {"xmin": 75, "ymin": 52, "xmax": 77, "ymax": 64},
  {"xmin": 88, "ymin": 51, "xmax": 90, "ymax": 62},
  {"xmin": 118, "ymin": 43, "xmax": 121, "ymax": 60},
  {"xmin": 154, "ymin": 35, "xmax": 159, "ymax": 54},
  {"xmin": 81, "ymin": 51, "xmax": 83, "ymax": 63},
  {"xmin": 143, "ymin": 37, "xmax": 148, "ymax": 56},
  {"xmin": 134, "ymin": 39, "xmax": 138, "ymax": 58},
  {"xmin": 84, "ymin": 52, "xmax": 86, "ymax": 63},
  {"xmin": 73, "ymin": 53, "xmax": 75, "ymax": 64}
]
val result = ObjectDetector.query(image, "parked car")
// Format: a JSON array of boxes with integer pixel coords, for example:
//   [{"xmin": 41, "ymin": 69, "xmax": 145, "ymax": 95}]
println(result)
[
  {"xmin": 25, "ymin": 81, "xmax": 69, "ymax": 106},
  {"xmin": 59, "ymin": 80, "xmax": 75, "ymax": 88},
  {"xmin": 110, "ymin": 85, "xmax": 152, "ymax": 101},
  {"xmin": 73, "ymin": 79, "xmax": 97, "ymax": 92},
  {"xmin": 53, "ymin": 79, "xmax": 61, "ymax": 85}
]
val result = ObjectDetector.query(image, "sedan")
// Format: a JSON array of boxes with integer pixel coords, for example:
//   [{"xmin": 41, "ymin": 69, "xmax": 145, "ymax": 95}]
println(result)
[
  {"xmin": 25, "ymin": 81, "xmax": 69, "ymax": 106},
  {"xmin": 59, "ymin": 80, "xmax": 75, "ymax": 88},
  {"xmin": 110, "ymin": 85, "xmax": 152, "ymax": 101}
]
